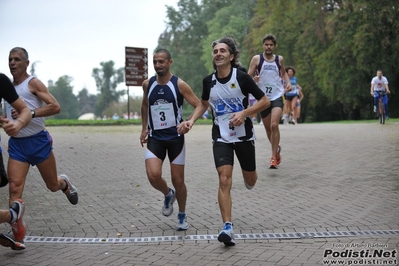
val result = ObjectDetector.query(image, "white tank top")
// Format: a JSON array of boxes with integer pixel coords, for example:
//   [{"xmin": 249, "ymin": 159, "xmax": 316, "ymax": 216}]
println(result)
[
  {"xmin": 6, "ymin": 76, "xmax": 45, "ymax": 137},
  {"xmin": 256, "ymin": 55, "xmax": 284, "ymax": 101}
]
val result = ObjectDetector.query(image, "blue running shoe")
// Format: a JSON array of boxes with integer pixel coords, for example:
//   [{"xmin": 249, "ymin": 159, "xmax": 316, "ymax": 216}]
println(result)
[
  {"xmin": 176, "ymin": 213, "xmax": 189, "ymax": 231},
  {"xmin": 218, "ymin": 223, "xmax": 235, "ymax": 246},
  {"xmin": 161, "ymin": 188, "xmax": 175, "ymax": 216}
]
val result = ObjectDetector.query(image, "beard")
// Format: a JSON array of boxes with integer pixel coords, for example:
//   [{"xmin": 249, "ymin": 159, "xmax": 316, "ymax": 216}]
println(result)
[{"xmin": 156, "ymin": 70, "xmax": 165, "ymax": 76}]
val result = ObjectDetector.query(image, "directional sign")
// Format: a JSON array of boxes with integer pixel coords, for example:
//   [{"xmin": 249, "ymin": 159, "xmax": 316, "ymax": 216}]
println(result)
[{"xmin": 125, "ymin": 47, "xmax": 148, "ymax": 86}]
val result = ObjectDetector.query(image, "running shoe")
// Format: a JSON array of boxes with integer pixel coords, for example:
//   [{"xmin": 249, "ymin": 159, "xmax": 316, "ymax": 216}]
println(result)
[
  {"xmin": 269, "ymin": 158, "xmax": 278, "ymax": 169},
  {"xmin": 161, "ymin": 188, "xmax": 175, "ymax": 216},
  {"xmin": 276, "ymin": 145, "xmax": 281, "ymax": 166},
  {"xmin": 176, "ymin": 213, "xmax": 189, "ymax": 231},
  {"xmin": 218, "ymin": 223, "xmax": 235, "ymax": 246},
  {"xmin": 0, "ymin": 231, "xmax": 25, "ymax": 250},
  {"xmin": 10, "ymin": 199, "xmax": 25, "ymax": 243},
  {"xmin": 282, "ymin": 115, "xmax": 288, "ymax": 125},
  {"xmin": 60, "ymin": 174, "xmax": 78, "ymax": 205},
  {"xmin": 244, "ymin": 180, "xmax": 254, "ymax": 190},
  {"xmin": 373, "ymin": 106, "xmax": 377, "ymax": 113}
]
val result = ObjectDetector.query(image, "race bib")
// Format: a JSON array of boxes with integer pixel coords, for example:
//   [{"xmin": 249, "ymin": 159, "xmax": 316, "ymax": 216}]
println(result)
[
  {"xmin": 150, "ymin": 103, "xmax": 176, "ymax": 130},
  {"xmin": 263, "ymin": 82, "xmax": 279, "ymax": 99},
  {"xmin": 218, "ymin": 113, "xmax": 245, "ymax": 142}
]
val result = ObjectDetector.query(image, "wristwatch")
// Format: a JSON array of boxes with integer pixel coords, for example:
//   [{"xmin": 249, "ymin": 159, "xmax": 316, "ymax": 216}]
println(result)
[{"xmin": 31, "ymin": 109, "xmax": 35, "ymax": 118}]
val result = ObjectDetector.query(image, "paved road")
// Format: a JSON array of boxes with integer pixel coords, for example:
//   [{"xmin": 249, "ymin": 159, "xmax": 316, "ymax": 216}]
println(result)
[{"xmin": 0, "ymin": 122, "xmax": 398, "ymax": 266}]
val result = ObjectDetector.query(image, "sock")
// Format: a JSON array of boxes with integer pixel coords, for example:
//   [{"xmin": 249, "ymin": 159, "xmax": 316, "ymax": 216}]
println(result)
[
  {"xmin": 9, "ymin": 208, "xmax": 17, "ymax": 224},
  {"xmin": 166, "ymin": 188, "xmax": 172, "ymax": 197},
  {"xmin": 224, "ymin": 221, "xmax": 232, "ymax": 226},
  {"xmin": 62, "ymin": 180, "xmax": 69, "ymax": 192}
]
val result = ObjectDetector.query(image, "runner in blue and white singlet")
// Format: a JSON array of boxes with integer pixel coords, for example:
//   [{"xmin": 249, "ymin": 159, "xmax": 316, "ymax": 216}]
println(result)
[
  {"xmin": 146, "ymin": 75, "xmax": 183, "ymax": 141},
  {"xmin": 140, "ymin": 49, "xmax": 200, "ymax": 231}
]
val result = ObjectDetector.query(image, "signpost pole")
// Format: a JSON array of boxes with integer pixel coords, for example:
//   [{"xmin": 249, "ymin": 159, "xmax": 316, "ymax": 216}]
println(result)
[{"xmin": 127, "ymin": 86, "xmax": 130, "ymax": 119}]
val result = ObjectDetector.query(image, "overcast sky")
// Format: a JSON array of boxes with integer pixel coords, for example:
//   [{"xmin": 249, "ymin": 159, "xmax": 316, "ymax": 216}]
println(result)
[{"xmin": 0, "ymin": 0, "xmax": 178, "ymax": 97}]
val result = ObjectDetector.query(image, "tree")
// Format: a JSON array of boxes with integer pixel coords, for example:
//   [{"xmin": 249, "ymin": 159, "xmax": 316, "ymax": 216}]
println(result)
[
  {"xmin": 77, "ymin": 88, "xmax": 97, "ymax": 116},
  {"xmin": 157, "ymin": 0, "xmax": 398, "ymax": 121},
  {"xmin": 49, "ymin": 75, "xmax": 79, "ymax": 119},
  {"xmin": 92, "ymin": 61, "xmax": 125, "ymax": 116},
  {"xmin": 201, "ymin": 0, "xmax": 257, "ymax": 71},
  {"xmin": 159, "ymin": 0, "xmax": 219, "ymax": 97},
  {"xmin": 246, "ymin": 0, "xmax": 399, "ymax": 121}
]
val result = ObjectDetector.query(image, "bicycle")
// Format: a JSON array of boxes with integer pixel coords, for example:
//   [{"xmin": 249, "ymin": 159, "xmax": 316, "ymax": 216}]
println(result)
[{"xmin": 374, "ymin": 91, "xmax": 387, "ymax": 124}]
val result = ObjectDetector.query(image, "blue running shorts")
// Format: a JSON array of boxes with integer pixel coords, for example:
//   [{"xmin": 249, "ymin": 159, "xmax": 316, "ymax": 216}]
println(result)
[{"xmin": 8, "ymin": 130, "xmax": 53, "ymax": 166}]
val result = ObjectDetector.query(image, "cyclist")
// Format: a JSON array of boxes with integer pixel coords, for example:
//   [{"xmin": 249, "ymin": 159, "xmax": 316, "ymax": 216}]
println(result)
[{"xmin": 370, "ymin": 70, "xmax": 391, "ymax": 119}]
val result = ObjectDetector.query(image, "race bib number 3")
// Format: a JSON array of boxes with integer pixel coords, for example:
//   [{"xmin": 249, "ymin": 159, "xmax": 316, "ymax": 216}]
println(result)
[
  {"xmin": 218, "ymin": 113, "xmax": 245, "ymax": 142},
  {"xmin": 150, "ymin": 103, "xmax": 176, "ymax": 130}
]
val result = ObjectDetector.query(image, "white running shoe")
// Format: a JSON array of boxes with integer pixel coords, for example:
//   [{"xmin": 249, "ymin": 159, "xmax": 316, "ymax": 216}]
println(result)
[
  {"xmin": 161, "ymin": 188, "xmax": 175, "ymax": 216},
  {"xmin": 176, "ymin": 213, "xmax": 189, "ymax": 231}
]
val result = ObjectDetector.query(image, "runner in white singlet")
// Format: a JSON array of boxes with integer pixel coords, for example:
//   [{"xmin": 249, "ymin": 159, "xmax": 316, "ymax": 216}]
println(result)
[
  {"xmin": 248, "ymin": 34, "xmax": 292, "ymax": 169},
  {"xmin": 177, "ymin": 36, "xmax": 270, "ymax": 246}
]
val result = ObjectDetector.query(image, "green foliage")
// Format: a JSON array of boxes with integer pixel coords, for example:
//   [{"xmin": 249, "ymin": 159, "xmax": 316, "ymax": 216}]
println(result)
[
  {"xmin": 77, "ymin": 88, "xmax": 97, "ymax": 116},
  {"xmin": 244, "ymin": 0, "xmax": 399, "ymax": 121},
  {"xmin": 49, "ymin": 75, "xmax": 79, "ymax": 119},
  {"xmin": 48, "ymin": 0, "xmax": 399, "ymax": 122},
  {"xmin": 201, "ymin": 0, "xmax": 257, "ymax": 71},
  {"xmin": 159, "ymin": 0, "xmax": 217, "ymax": 97}
]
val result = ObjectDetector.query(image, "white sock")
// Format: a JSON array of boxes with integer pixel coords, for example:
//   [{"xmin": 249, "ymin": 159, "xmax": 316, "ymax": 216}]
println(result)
[{"xmin": 9, "ymin": 209, "xmax": 17, "ymax": 224}]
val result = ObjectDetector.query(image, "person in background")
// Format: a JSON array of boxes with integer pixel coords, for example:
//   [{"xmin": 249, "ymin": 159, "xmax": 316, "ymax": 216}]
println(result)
[
  {"xmin": 370, "ymin": 69, "xmax": 390, "ymax": 119},
  {"xmin": 177, "ymin": 36, "xmax": 269, "ymax": 246},
  {"xmin": 282, "ymin": 66, "xmax": 302, "ymax": 125},
  {"xmin": 112, "ymin": 113, "xmax": 120, "ymax": 120},
  {"xmin": 202, "ymin": 108, "xmax": 209, "ymax": 119},
  {"xmin": 248, "ymin": 34, "xmax": 291, "ymax": 169},
  {"xmin": 140, "ymin": 49, "xmax": 199, "ymax": 231},
  {"xmin": 0, "ymin": 47, "xmax": 78, "ymax": 251}
]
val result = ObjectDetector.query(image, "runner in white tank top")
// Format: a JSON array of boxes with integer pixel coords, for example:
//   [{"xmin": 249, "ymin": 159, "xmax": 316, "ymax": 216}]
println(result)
[
  {"xmin": 248, "ymin": 34, "xmax": 292, "ymax": 169},
  {"xmin": 0, "ymin": 47, "xmax": 79, "ymax": 251}
]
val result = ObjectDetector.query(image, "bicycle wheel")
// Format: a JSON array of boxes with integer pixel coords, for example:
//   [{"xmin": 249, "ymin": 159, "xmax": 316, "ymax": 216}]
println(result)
[{"xmin": 379, "ymin": 100, "xmax": 385, "ymax": 124}]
